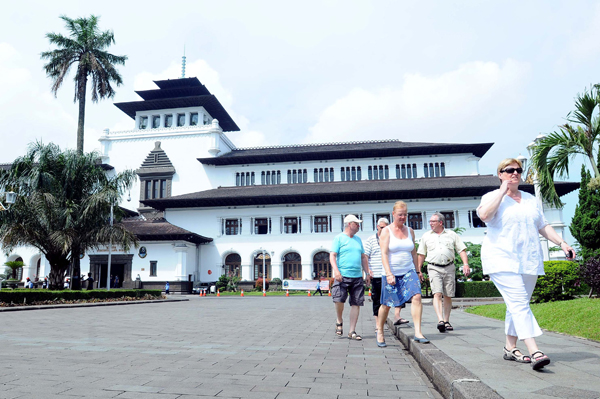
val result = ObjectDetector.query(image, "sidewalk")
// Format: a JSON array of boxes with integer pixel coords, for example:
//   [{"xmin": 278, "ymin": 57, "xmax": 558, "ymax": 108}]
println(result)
[{"xmin": 387, "ymin": 298, "xmax": 600, "ymax": 399}]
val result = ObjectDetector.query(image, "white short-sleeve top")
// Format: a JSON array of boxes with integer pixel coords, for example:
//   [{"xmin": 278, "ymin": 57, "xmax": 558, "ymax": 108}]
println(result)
[{"xmin": 477, "ymin": 189, "xmax": 548, "ymax": 276}]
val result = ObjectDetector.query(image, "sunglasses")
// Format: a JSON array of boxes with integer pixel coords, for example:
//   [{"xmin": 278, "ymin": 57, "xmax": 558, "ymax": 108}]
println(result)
[{"xmin": 500, "ymin": 167, "xmax": 523, "ymax": 174}]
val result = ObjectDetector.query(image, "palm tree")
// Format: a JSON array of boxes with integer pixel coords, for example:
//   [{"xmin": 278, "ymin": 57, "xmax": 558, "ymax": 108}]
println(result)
[
  {"xmin": 41, "ymin": 15, "xmax": 127, "ymax": 154},
  {"xmin": 0, "ymin": 142, "xmax": 137, "ymax": 289},
  {"xmin": 530, "ymin": 86, "xmax": 600, "ymax": 208}
]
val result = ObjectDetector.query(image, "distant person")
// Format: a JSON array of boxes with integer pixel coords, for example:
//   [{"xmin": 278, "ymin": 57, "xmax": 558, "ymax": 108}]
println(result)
[
  {"xmin": 377, "ymin": 201, "xmax": 428, "ymax": 347},
  {"xmin": 86, "ymin": 273, "xmax": 94, "ymax": 290},
  {"xmin": 330, "ymin": 214, "xmax": 371, "ymax": 341},
  {"xmin": 42, "ymin": 277, "xmax": 48, "ymax": 289},
  {"xmin": 25, "ymin": 277, "xmax": 33, "ymax": 289},
  {"xmin": 417, "ymin": 212, "xmax": 470, "ymax": 333},
  {"xmin": 313, "ymin": 280, "xmax": 323, "ymax": 296},
  {"xmin": 477, "ymin": 158, "xmax": 576, "ymax": 370},
  {"xmin": 113, "ymin": 275, "xmax": 119, "ymax": 288},
  {"xmin": 165, "ymin": 281, "xmax": 170, "ymax": 295},
  {"xmin": 64, "ymin": 279, "xmax": 70, "ymax": 289}
]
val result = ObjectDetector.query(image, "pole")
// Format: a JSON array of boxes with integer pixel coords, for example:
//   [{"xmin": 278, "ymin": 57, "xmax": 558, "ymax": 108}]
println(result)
[
  {"xmin": 262, "ymin": 248, "xmax": 266, "ymax": 294},
  {"xmin": 106, "ymin": 203, "xmax": 113, "ymax": 291}
]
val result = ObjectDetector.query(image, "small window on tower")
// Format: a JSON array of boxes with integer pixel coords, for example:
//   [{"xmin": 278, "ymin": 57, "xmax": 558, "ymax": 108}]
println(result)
[
  {"xmin": 190, "ymin": 113, "xmax": 199, "ymax": 126},
  {"xmin": 139, "ymin": 116, "xmax": 148, "ymax": 129}
]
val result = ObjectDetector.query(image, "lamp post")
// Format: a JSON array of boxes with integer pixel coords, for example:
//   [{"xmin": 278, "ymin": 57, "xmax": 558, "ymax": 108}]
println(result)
[
  {"xmin": 260, "ymin": 248, "xmax": 266, "ymax": 294},
  {"xmin": 106, "ymin": 203, "xmax": 114, "ymax": 291},
  {"xmin": 0, "ymin": 191, "xmax": 17, "ymax": 211}
]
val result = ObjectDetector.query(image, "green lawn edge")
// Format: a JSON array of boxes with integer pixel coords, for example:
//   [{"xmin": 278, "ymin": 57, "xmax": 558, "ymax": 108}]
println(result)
[{"xmin": 465, "ymin": 298, "xmax": 600, "ymax": 342}]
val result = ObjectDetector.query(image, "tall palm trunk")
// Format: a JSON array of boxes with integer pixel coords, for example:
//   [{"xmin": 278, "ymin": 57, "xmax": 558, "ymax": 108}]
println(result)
[
  {"xmin": 70, "ymin": 242, "xmax": 82, "ymax": 290},
  {"xmin": 76, "ymin": 74, "xmax": 87, "ymax": 154}
]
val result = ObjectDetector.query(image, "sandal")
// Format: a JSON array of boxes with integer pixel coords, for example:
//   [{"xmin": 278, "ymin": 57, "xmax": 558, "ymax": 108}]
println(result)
[
  {"xmin": 531, "ymin": 351, "xmax": 551, "ymax": 370},
  {"xmin": 348, "ymin": 331, "xmax": 362, "ymax": 341},
  {"xmin": 503, "ymin": 347, "xmax": 531, "ymax": 363},
  {"xmin": 437, "ymin": 321, "xmax": 446, "ymax": 333},
  {"xmin": 394, "ymin": 318, "xmax": 410, "ymax": 325},
  {"xmin": 444, "ymin": 322, "xmax": 454, "ymax": 331},
  {"xmin": 335, "ymin": 322, "xmax": 343, "ymax": 336}
]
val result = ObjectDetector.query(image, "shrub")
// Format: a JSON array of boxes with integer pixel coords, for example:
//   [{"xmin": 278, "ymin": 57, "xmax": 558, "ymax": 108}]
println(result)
[
  {"xmin": 582, "ymin": 256, "xmax": 600, "ymax": 296},
  {"xmin": 0, "ymin": 289, "xmax": 162, "ymax": 305},
  {"xmin": 271, "ymin": 278, "xmax": 282, "ymax": 290},
  {"xmin": 455, "ymin": 281, "xmax": 500, "ymax": 297},
  {"xmin": 532, "ymin": 261, "xmax": 581, "ymax": 303},
  {"xmin": 215, "ymin": 275, "xmax": 228, "ymax": 292},
  {"xmin": 254, "ymin": 278, "xmax": 269, "ymax": 291}
]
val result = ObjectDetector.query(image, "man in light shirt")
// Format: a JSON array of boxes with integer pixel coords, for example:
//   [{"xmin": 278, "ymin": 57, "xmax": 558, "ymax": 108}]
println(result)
[{"xmin": 417, "ymin": 212, "xmax": 470, "ymax": 332}]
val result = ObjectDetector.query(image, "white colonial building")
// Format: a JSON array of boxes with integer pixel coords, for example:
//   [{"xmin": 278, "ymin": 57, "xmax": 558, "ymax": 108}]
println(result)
[{"xmin": 1, "ymin": 76, "xmax": 578, "ymax": 292}]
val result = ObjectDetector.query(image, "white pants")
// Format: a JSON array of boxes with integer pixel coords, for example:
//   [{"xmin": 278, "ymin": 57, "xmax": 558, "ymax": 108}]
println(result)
[{"xmin": 489, "ymin": 272, "xmax": 542, "ymax": 340}]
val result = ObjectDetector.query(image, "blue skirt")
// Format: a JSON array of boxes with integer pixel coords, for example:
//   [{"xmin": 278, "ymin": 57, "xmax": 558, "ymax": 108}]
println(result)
[{"xmin": 380, "ymin": 269, "xmax": 422, "ymax": 307}]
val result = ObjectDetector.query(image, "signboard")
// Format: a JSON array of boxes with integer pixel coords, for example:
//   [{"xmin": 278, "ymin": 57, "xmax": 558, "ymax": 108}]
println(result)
[{"xmin": 282, "ymin": 279, "xmax": 330, "ymax": 290}]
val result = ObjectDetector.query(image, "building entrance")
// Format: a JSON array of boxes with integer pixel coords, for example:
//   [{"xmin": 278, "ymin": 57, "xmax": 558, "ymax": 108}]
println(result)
[{"xmin": 99, "ymin": 263, "xmax": 125, "ymax": 288}]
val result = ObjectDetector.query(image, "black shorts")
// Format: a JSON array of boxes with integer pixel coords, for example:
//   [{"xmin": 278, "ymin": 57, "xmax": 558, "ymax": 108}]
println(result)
[{"xmin": 332, "ymin": 277, "xmax": 365, "ymax": 306}]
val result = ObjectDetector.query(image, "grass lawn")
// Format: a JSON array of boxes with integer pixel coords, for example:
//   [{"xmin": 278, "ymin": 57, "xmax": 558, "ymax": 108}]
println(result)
[{"xmin": 465, "ymin": 298, "xmax": 600, "ymax": 342}]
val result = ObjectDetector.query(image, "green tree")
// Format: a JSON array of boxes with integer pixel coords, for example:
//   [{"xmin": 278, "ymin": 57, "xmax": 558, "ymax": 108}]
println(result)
[
  {"xmin": 570, "ymin": 163, "xmax": 600, "ymax": 260},
  {"xmin": 530, "ymin": 86, "xmax": 600, "ymax": 208},
  {"xmin": 0, "ymin": 142, "xmax": 137, "ymax": 289},
  {"xmin": 41, "ymin": 15, "xmax": 127, "ymax": 154},
  {"xmin": 3, "ymin": 260, "xmax": 24, "ymax": 281}
]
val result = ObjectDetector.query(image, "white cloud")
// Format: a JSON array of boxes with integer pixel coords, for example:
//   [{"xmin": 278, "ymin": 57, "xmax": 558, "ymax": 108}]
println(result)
[
  {"xmin": 0, "ymin": 43, "xmax": 77, "ymax": 162},
  {"xmin": 305, "ymin": 59, "xmax": 531, "ymax": 144}
]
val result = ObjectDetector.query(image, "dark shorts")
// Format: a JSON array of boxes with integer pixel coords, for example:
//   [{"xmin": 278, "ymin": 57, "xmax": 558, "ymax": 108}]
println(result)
[{"xmin": 332, "ymin": 277, "xmax": 365, "ymax": 306}]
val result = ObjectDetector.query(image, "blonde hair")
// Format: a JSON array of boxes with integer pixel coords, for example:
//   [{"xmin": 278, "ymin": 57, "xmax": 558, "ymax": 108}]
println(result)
[
  {"xmin": 393, "ymin": 201, "xmax": 407, "ymax": 212},
  {"xmin": 497, "ymin": 158, "xmax": 523, "ymax": 175}
]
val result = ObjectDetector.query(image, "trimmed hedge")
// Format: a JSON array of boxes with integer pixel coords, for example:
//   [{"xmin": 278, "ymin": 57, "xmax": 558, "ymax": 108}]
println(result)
[
  {"xmin": 455, "ymin": 281, "xmax": 500, "ymax": 298},
  {"xmin": 0, "ymin": 289, "xmax": 162, "ymax": 305},
  {"xmin": 532, "ymin": 261, "xmax": 580, "ymax": 303}
]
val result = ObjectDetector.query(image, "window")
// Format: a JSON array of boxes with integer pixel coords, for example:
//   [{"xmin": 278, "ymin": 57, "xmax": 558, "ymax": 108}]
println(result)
[
  {"xmin": 203, "ymin": 114, "xmax": 210, "ymax": 125},
  {"xmin": 429, "ymin": 163, "xmax": 434, "ymax": 177},
  {"xmin": 253, "ymin": 253, "xmax": 271, "ymax": 280},
  {"xmin": 412, "ymin": 164, "xmax": 418, "ymax": 178},
  {"xmin": 341, "ymin": 167, "xmax": 360, "ymax": 181},
  {"xmin": 440, "ymin": 162, "xmax": 446, "ymax": 177},
  {"xmin": 152, "ymin": 115, "xmax": 160, "ymax": 129},
  {"xmin": 287, "ymin": 169, "xmax": 306, "ymax": 184},
  {"xmin": 406, "ymin": 165, "xmax": 412, "ymax": 179},
  {"xmin": 397, "ymin": 163, "xmax": 417, "ymax": 179},
  {"xmin": 254, "ymin": 218, "xmax": 270, "ymax": 234},
  {"xmin": 164, "ymin": 114, "xmax": 173, "ymax": 128},
  {"xmin": 441, "ymin": 211, "xmax": 455, "ymax": 229},
  {"xmin": 284, "ymin": 217, "xmax": 299, "ymax": 234},
  {"xmin": 177, "ymin": 113, "xmax": 185, "ymax": 126},
  {"xmin": 224, "ymin": 254, "xmax": 241, "ymax": 277},
  {"xmin": 375, "ymin": 213, "xmax": 390, "ymax": 229},
  {"xmin": 469, "ymin": 210, "xmax": 486, "ymax": 228},
  {"xmin": 144, "ymin": 179, "xmax": 167, "ymax": 199},
  {"xmin": 369, "ymin": 165, "xmax": 387, "ymax": 180},
  {"xmin": 408, "ymin": 213, "xmax": 423, "ymax": 230},
  {"xmin": 190, "ymin": 113, "xmax": 198, "ymax": 126},
  {"xmin": 150, "ymin": 261, "xmax": 157, "ymax": 277},
  {"xmin": 435, "ymin": 163, "xmax": 440, "ymax": 177},
  {"xmin": 236, "ymin": 172, "xmax": 255, "ymax": 186},
  {"xmin": 225, "ymin": 219, "xmax": 240, "ymax": 235},
  {"xmin": 313, "ymin": 251, "xmax": 332, "ymax": 278},
  {"xmin": 314, "ymin": 216, "xmax": 329, "ymax": 233},
  {"xmin": 423, "ymin": 163, "xmax": 429, "ymax": 178},
  {"xmin": 283, "ymin": 252, "xmax": 302, "ymax": 279},
  {"xmin": 314, "ymin": 168, "xmax": 334, "ymax": 183},
  {"xmin": 139, "ymin": 116, "xmax": 148, "ymax": 129}
]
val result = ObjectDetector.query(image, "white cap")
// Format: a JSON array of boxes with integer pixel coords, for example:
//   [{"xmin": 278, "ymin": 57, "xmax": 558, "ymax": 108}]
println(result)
[{"xmin": 344, "ymin": 214, "xmax": 362, "ymax": 224}]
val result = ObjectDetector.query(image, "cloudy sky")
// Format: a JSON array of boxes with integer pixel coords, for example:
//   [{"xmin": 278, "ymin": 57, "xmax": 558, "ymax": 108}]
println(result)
[{"xmin": 2, "ymin": 0, "xmax": 599, "ymax": 242}]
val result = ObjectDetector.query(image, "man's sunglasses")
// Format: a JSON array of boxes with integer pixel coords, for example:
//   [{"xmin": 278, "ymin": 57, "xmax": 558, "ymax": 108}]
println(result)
[{"xmin": 500, "ymin": 167, "xmax": 523, "ymax": 174}]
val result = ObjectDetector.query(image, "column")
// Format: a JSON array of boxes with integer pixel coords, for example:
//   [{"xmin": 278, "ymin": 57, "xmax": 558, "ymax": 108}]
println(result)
[
  {"xmin": 241, "ymin": 217, "xmax": 252, "ymax": 235},
  {"xmin": 159, "ymin": 114, "xmax": 165, "ymax": 128},
  {"xmin": 302, "ymin": 263, "xmax": 312, "ymax": 280},
  {"xmin": 457, "ymin": 209, "xmax": 470, "ymax": 229},
  {"xmin": 185, "ymin": 112, "xmax": 191, "ymax": 126},
  {"xmin": 135, "ymin": 115, "xmax": 141, "ymax": 130},
  {"xmin": 272, "ymin": 257, "xmax": 283, "ymax": 280},
  {"xmin": 241, "ymin": 263, "xmax": 252, "ymax": 281},
  {"xmin": 272, "ymin": 216, "xmax": 281, "ymax": 235},
  {"xmin": 300, "ymin": 215, "xmax": 310, "ymax": 234},
  {"xmin": 331, "ymin": 214, "xmax": 342, "ymax": 233},
  {"xmin": 173, "ymin": 243, "xmax": 189, "ymax": 281},
  {"xmin": 216, "ymin": 217, "xmax": 222, "ymax": 237}
]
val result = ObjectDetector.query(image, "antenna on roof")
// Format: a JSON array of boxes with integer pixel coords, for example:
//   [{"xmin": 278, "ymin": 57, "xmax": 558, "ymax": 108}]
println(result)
[{"xmin": 181, "ymin": 45, "xmax": 186, "ymax": 79}]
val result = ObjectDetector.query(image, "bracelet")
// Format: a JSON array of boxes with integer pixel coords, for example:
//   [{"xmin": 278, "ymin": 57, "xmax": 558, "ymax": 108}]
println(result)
[
  {"xmin": 559, "ymin": 241, "xmax": 567, "ymax": 246},
  {"xmin": 417, "ymin": 271, "xmax": 422, "ymax": 274}
]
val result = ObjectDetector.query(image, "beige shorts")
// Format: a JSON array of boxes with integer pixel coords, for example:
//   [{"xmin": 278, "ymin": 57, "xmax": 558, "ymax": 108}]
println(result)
[{"xmin": 428, "ymin": 264, "xmax": 455, "ymax": 297}]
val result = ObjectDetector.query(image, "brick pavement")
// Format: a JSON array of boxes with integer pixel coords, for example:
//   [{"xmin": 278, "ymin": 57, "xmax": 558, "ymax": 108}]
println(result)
[{"xmin": 0, "ymin": 296, "xmax": 441, "ymax": 399}]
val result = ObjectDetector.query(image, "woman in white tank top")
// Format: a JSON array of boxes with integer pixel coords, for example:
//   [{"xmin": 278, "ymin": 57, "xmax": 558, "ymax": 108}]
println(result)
[{"xmin": 376, "ymin": 201, "xmax": 428, "ymax": 347}]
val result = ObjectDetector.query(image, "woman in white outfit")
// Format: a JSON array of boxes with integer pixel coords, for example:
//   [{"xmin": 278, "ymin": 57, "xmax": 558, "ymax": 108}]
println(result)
[{"xmin": 477, "ymin": 158, "xmax": 576, "ymax": 370}]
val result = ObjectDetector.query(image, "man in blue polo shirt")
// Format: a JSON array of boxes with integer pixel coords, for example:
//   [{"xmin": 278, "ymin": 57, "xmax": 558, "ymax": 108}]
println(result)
[{"xmin": 330, "ymin": 214, "xmax": 371, "ymax": 341}]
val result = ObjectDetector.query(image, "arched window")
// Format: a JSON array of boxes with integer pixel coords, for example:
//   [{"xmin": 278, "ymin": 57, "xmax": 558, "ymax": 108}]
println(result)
[
  {"xmin": 423, "ymin": 163, "xmax": 429, "ymax": 178},
  {"xmin": 287, "ymin": 170, "xmax": 292, "ymax": 183},
  {"xmin": 340, "ymin": 167, "xmax": 346, "ymax": 182},
  {"xmin": 441, "ymin": 162, "xmax": 446, "ymax": 177},
  {"xmin": 357, "ymin": 166, "xmax": 362, "ymax": 180},
  {"xmin": 351, "ymin": 167, "xmax": 356, "ymax": 181},
  {"xmin": 314, "ymin": 168, "xmax": 318, "ymax": 182},
  {"xmin": 395, "ymin": 164, "xmax": 400, "ymax": 179},
  {"xmin": 304, "ymin": 169, "xmax": 308, "ymax": 183},
  {"xmin": 429, "ymin": 163, "xmax": 434, "ymax": 177},
  {"xmin": 283, "ymin": 252, "xmax": 302, "ymax": 280},
  {"xmin": 368, "ymin": 166, "xmax": 373, "ymax": 180},
  {"xmin": 384, "ymin": 165, "xmax": 389, "ymax": 179},
  {"xmin": 224, "ymin": 253, "xmax": 241, "ymax": 277},
  {"xmin": 412, "ymin": 164, "xmax": 417, "ymax": 178},
  {"xmin": 401, "ymin": 164, "xmax": 406, "ymax": 179},
  {"xmin": 319, "ymin": 168, "xmax": 324, "ymax": 182},
  {"xmin": 435, "ymin": 163, "xmax": 440, "ymax": 177},
  {"xmin": 253, "ymin": 252, "xmax": 271, "ymax": 280},
  {"xmin": 329, "ymin": 168, "xmax": 334, "ymax": 182},
  {"xmin": 236, "ymin": 173, "xmax": 241, "ymax": 186},
  {"xmin": 406, "ymin": 164, "xmax": 412, "ymax": 179},
  {"xmin": 313, "ymin": 251, "xmax": 332, "ymax": 278}
]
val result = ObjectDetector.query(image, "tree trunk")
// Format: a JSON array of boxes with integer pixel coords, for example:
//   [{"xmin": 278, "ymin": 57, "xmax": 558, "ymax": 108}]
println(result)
[
  {"xmin": 46, "ymin": 254, "xmax": 70, "ymax": 290},
  {"xmin": 76, "ymin": 74, "xmax": 87, "ymax": 154},
  {"xmin": 70, "ymin": 243, "xmax": 82, "ymax": 290}
]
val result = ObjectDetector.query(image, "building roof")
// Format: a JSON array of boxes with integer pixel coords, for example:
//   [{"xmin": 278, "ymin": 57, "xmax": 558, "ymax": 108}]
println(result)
[
  {"xmin": 141, "ymin": 175, "xmax": 580, "ymax": 210},
  {"xmin": 121, "ymin": 217, "xmax": 212, "ymax": 244},
  {"xmin": 197, "ymin": 140, "xmax": 494, "ymax": 166},
  {"xmin": 114, "ymin": 77, "xmax": 240, "ymax": 132}
]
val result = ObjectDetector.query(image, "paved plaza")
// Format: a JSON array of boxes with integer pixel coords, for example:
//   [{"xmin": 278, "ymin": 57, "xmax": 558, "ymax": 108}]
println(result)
[{"xmin": 0, "ymin": 296, "xmax": 441, "ymax": 399}]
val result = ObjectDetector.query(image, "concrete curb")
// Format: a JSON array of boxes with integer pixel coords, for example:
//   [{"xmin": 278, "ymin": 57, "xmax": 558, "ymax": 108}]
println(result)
[
  {"xmin": 386, "ymin": 317, "xmax": 503, "ymax": 399},
  {"xmin": 0, "ymin": 297, "xmax": 188, "ymax": 312}
]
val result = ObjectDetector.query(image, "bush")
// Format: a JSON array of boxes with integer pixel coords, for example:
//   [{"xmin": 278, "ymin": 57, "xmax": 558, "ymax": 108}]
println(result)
[
  {"xmin": 215, "ymin": 275, "xmax": 228, "ymax": 292},
  {"xmin": 270, "ymin": 278, "xmax": 282, "ymax": 290},
  {"xmin": 582, "ymin": 256, "xmax": 600, "ymax": 296},
  {"xmin": 0, "ymin": 289, "xmax": 162, "ymax": 305},
  {"xmin": 254, "ymin": 278, "xmax": 269, "ymax": 291},
  {"xmin": 455, "ymin": 281, "xmax": 500, "ymax": 298},
  {"xmin": 532, "ymin": 261, "xmax": 581, "ymax": 303}
]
